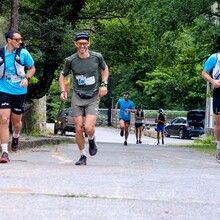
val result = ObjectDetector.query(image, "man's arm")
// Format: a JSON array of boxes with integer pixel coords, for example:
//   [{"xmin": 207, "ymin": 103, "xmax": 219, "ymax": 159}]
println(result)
[
  {"xmin": 26, "ymin": 65, "xmax": 36, "ymax": 78},
  {"xmin": 128, "ymin": 109, "xmax": 136, "ymax": 113},
  {"xmin": 59, "ymin": 73, "xmax": 67, "ymax": 100},
  {"xmin": 20, "ymin": 65, "xmax": 36, "ymax": 87},
  {"xmin": 201, "ymin": 69, "xmax": 220, "ymax": 89},
  {"xmin": 102, "ymin": 65, "xmax": 109, "ymax": 82},
  {"xmin": 114, "ymin": 102, "xmax": 119, "ymax": 114},
  {"xmin": 163, "ymin": 115, "xmax": 167, "ymax": 124},
  {"xmin": 99, "ymin": 65, "xmax": 109, "ymax": 97},
  {"xmin": 128, "ymin": 102, "xmax": 136, "ymax": 113}
]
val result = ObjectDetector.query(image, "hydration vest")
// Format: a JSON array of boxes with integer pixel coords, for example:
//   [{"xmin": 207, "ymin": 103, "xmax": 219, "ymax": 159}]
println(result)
[
  {"xmin": 135, "ymin": 110, "xmax": 144, "ymax": 123},
  {"xmin": 0, "ymin": 47, "xmax": 25, "ymax": 79},
  {"xmin": 212, "ymin": 53, "xmax": 220, "ymax": 80},
  {"xmin": 157, "ymin": 113, "xmax": 166, "ymax": 126}
]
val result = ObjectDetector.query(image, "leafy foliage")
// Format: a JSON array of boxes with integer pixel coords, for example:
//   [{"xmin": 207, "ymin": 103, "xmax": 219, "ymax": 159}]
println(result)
[
  {"xmin": 88, "ymin": 0, "xmax": 218, "ymax": 111},
  {"xmin": 1, "ymin": 0, "xmax": 219, "ymax": 122}
]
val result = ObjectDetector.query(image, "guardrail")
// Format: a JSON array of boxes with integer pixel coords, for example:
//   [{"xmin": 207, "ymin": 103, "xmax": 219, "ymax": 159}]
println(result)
[{"xmin": 111, "ymin": 111, "xmax": 157, "ymax": 133}]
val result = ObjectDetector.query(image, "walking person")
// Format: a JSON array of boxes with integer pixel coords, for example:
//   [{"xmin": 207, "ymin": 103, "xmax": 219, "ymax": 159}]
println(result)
[
  {"xmin": 59, "ymin": 32, "xmax": 109, "ymax": 165},
  {"xmin": 135, "ymin": 104, "xmax": 144, "ymax": 144},
  {"xmin": 0, "ymin": 29, "xmax": 36, "ymax": 163},
  {"xmin": 201, "ymin": 42, "xmax": 220, "ymax": 162},
  {"xmin": 114, "ymin": 91, "xmax": 135, "ymax": 146},
  {"xmin": 155, "ymin": 109, "xmax": 166, "ymax": 145}
]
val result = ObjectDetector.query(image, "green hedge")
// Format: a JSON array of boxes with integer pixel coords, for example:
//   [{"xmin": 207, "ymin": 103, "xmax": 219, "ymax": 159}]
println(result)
[{"xmin": 144, "ymin": 110, "xmax": 187, "ymax": 121}]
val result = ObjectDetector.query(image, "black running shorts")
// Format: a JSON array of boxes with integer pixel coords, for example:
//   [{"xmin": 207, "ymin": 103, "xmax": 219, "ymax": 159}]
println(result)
[
  {"xmin": 0, "ymin": 92, "xmax": 25, "ymax": 115},
  {"xmin": 213, "ymin": 89, "xmax": 220, "ymax": 115}
]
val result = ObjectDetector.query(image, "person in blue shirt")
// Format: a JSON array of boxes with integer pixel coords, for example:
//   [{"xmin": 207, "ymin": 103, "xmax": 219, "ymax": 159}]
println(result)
[
  {"xmin": 202, "ymin": 41, "xmax": 220, "ymax": 163},
  {"xmin": 115, "ymin": 91, "xmax": 135, "ymax": 145},
  {"xmin": 0, "ymin": 29, "xmax": 35, "ymax": 163}
]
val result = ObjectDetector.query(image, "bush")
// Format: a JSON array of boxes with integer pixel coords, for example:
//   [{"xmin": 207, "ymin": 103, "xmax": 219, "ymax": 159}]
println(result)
[{"xmin": 144, "ymin": 110, "xmax": 187, "ymax": 120}]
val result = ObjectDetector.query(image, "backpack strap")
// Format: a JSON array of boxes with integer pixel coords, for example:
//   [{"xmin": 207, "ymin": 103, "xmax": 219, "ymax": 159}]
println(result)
[
  {"xmin": 0, "ymin": 47, "xmax": 5, "ymax": 64},
  {"xmin": 217, "ymin": 52, "xmax": 220, "ymax": 62},
  {"xmin": 15, "ymin": 47, "xmax": 23, "ymax": 65}
]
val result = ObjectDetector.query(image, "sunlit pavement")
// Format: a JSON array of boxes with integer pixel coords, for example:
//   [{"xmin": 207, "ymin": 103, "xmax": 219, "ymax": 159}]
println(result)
[
  {"xmin": 46, "ymin": 123, "xmax": 196, "ymax": 146},
  {"xmin": 94, "ymin": 126, "xmax": 196, "ymax": 146}
]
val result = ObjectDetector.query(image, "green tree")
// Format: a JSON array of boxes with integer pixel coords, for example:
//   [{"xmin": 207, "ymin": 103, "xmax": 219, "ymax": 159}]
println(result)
[{"xmin": 88, "ymin": 0, "xmax": 218, "ymax": 110}]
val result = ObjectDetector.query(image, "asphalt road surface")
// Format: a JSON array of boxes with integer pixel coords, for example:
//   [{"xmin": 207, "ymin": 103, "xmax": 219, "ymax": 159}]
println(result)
[{"xmin": 1, "ymin": 126, "xmax": 220, "ymax": 220}]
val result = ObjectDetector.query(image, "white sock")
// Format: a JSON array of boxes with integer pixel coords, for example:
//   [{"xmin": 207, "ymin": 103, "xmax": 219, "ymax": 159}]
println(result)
[
  {"xmin": 1, "ymin": 144, "xmax": 8, "ymax": 153},
  {"xmin": 88, "ymin": 135, "xmax": 94, "ymax": 140},
  {"xmin": 13, "ymin": 132, "xmax": 20, "ymax": 138},
  {"xmin": 80, "ymin": 149, "xmax": 86, "ymax": 156}
]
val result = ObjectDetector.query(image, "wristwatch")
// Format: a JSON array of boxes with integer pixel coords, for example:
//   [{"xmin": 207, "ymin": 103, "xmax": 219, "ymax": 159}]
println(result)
[
  {"xmin": 26, "ymin": 76, "xmax": 31, "ymax": 82},
  {"xmin": 101, "ymin": 81, "xmax": 108, "ymax": 87}
]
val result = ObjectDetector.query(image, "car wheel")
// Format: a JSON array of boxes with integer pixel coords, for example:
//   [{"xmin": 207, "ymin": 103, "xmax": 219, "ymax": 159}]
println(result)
[
  {"xmin": 165, "ymin": 130, "xmax": 170, "ymax": 137},
  {"xmin": 61, "ymin": 127, "xmax": 65, "ymax": 136},
  {"xmin": 179, "ymin": 129, "xmax": 185, "ymax": 139},
  {"xmin": 54, "ymin": 125, "xmax": 58, "ymax": 135}
]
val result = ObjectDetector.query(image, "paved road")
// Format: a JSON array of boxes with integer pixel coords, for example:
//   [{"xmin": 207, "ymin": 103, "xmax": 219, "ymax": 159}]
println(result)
[
  {"xmin": 47, "ymin": 123, "xmax": 195, "ymax": 145},
  {"xmin": 1, "ymin": 126, "xmax": 220, "ymax": 220}
]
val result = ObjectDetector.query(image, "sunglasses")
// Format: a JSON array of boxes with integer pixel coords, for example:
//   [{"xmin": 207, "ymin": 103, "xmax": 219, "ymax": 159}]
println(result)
[
  {"xmin": 76, "ymin": 42, "xmax": 89, "ymax": 47},
  {"xmin": 11, "ymin": 38, "xmax": 22, "ymax": 42}
]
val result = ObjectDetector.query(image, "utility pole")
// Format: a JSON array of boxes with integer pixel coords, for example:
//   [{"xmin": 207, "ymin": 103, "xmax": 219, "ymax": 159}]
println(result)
[
  {"xmin": 107, "ymin": 75, "xmax": 113, "ymax": 126},
  {"xmin": 204, "ymin": 2, "xmax": 219, "ymax": 135},
  {"xmin": 205, "ymin": 82, "xmax": 214, "ymax": 135}
]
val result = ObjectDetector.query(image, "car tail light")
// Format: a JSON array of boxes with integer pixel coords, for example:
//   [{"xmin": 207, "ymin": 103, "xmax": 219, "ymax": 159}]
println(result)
[{"xmin": 65, "ymin": 117, "xmax": 68, "ymax": 124}]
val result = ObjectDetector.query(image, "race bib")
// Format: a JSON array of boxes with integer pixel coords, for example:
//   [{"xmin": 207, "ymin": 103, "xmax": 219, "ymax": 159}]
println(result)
[
  {"xmin": 85, "ymin": 76, "xmax": 95, "ymax": 85},
  {"xmin": 76, "ymin": 75, "xmax": 95, "ymax": 86}
]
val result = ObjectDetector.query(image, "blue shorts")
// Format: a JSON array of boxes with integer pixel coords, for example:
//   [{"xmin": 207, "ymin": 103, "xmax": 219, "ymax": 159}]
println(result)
[{"xmin": 157, "ymin": 125, "xmax": 165, "ymax": 132}]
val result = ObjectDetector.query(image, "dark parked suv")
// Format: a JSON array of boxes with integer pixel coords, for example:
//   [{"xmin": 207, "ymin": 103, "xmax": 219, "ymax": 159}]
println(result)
[
  {"xmin": 54, "ymin": 108, "xmax": 76, "ymax": 136},
  {"xmin": 165, "ymin": 109, "xmax": 205, "ymax": 139}
]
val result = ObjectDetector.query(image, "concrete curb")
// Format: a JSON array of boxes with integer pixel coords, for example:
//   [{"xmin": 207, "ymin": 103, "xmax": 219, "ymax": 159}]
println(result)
[{"xmin": 8, "ymin": 135, "xmax": 75, "ymax": 152}]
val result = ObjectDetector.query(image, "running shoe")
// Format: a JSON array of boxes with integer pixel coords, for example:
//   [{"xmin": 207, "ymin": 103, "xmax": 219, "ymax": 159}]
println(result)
[
  {"xmin": 139, "ymin": 140, "xmax": 142, "ymax": 144},
  {"xmin": 124, "ymin": 141, "xmax": 127, "ymax": 146},
  {"xmin": 75, "ymin": 155, "xmax": 87, "ymax": 165},
  {"xmin": 216, "ymin": 146, "xmax": 220, "ymax": 163},
  {"xmin": 120, "ymin": 130, "xmax": 124, "ymax": 137},
  {"xmin": 89, "ymin": 138, "xmax": 98, "ymax": 156},
  {"xmin": 11, "ymin": 137, "xmax": 19, "ymax": 152},
  {"xmin": 0, "ymin": 152, "xmax": 10, "ymax": 163}
]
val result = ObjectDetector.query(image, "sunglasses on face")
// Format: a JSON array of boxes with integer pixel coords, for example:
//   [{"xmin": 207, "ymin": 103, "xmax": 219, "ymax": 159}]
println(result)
[
  {"xmin": 11, "ymin": 38, "xmax": 22, "ymax": 42},
  {"xmin": 76, "ymin": 42, "xmax": 89, "ymax": 47}
]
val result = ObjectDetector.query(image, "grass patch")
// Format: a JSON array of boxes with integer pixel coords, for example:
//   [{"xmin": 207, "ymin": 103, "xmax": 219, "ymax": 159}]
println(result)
[{"xmin": 171, "ymin": 136, "xmax": 216, "ymax": 156}]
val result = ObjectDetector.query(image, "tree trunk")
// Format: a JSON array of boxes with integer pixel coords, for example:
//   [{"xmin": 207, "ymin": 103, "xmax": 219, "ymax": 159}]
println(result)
[
  {"xmin": 22, "ymin": 96, "xmax": 47, "ymax": 134},
  {"xmin": 10, "ymin": 0, "xmax": 48, "ymax": 135},
  {"xmin": 11, "ymin": 0, "xmax": 19, "ymax": 30}
]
